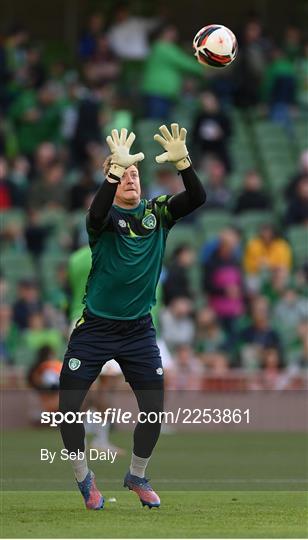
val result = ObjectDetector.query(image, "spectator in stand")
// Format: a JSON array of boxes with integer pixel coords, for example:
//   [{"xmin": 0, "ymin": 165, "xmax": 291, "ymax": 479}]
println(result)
[
  {"xmin": 160, "ymin": 297, "xmax": 194, "ymax": 351},
  {"xmin": 24, "ymin": 208, "xmax": 52, "ymax": 261},
  {"xmin": 163, "ymin": 244, "xmax": 195, "ymax": 306},
  {"xmin": 233, "ymin": 170, "xmax": 272, "ymax": 214},
  {"xmin": 238, "ymin": 296, "xmax": 281, "ymax": 370},
  {"xmin": 244, "ymin": 224, "xmax": 292, "ymax": 275},
  {"xmin": 27, "ymin": 345, "xmax": 62, "ymax": 414},
  {"xmin": 13, "ymin": 279, "xmax": 42, "ymax": 330},
  {"xmin": 21, "ymin": 311, "xmax": 65, "ymax": 358},
  {"xmin": 28, "ymin": 160, "xmax": 67, "ymax": 209},
  {"xmin": 28, "ymin": 345, "xmax": 62, "ymax": 390},
  {"xmin": 285, "ymin": 175, "xmax": 308, "ymax": 225},
  {"xmin": 202, "ymin": 227, "xmax": 244, "ymax": 337},
  {"xmin": 234, "ymin": 17, "xmax": 270, "ymax": 107},
  {"xmin": 69, "ymin": 166, "xmax": 98, "ymax": 210},
  {"xmin": 0, "ymin": 157, "xmax": 14, "ymax": 210},
  {"xmin": 8, "ymin": 155, "xmax": 30, "ymax": 207},
  {"xmin": 108, "ymin": 4, "xmax": 160, "ymax": 62},
  {"xmin": 25, "ymin": 43, "xmax": 46, "ymax": 89},
  {"xmin": 84, "ymin": 34, "xmax": 120, "ymax": 87},
  {"xmin": 296, "ymin": 41, "xmax": 308, "ymax": 111},
  {"xmin": 142, "ymin": 23, "xmax": 203, "ymax": 119},
  {"xmin": 195, "ymin": 306, "xmax": 229, "ymax": 373},
  {"xmin": 200, "ymin": 225, "xmax": 242, "ymax": 266},
  {"xmin": 286, "ymin": 318, "xmax": 308, "ymax": 368},
  {"xmin": 0, "ymin": 304, "xmax": 19, "ymax": 364},
  {"xmin": 285, "ymin": 149, "xmax": 308, "ymax": 199},
  {"xmin": 192, "ymin": 91, "xmax": 232, "ymax": 172},
  {"xmin": 32, "ymin": 142, "xmax": 58, "ymax": 180},
  {"xmin": 78, "ymin": 12, "xmax": 105, "ymax": 60},
  {"xmin": 0, "ymin": 273, "xmax": 10, "ymax": 303},
  {"xmin": 283, "ymin": 25, "xmax": 302, "ymax": 61},
  {"xmin": 202, "ymin": 158, "xmax": 231, "ymax": 209},
  {"xmin": 10, "ymin": 80, "xmax": 62, "ymax": 157},
  {"xmin": 256, "ymin": 346, "xmax": 286, "ymax": 390},
  {"xmin": 261, "ymin": 267, "xmax": 290, "ymax": 304},
  {"xmin": 71, "ymin": 82, "xmax": 105, "ymax": 165},
  {"xmin": 273, "ymin": 284, "xmax": 308, "ymax": 348},
  {"xmin": 261, "ymin": 46, "xmax": 296, "ymax": 132},
  {"xmin": 147, "ymin": 167, "xmax": 177, "ymax": 199},
  {"xmin": 169, "ymin": 343, "xmax": 203, "ymax": 390},
  {"xmin": 4, "ymin": 25, "xmax": 28, "ymax": 75}
]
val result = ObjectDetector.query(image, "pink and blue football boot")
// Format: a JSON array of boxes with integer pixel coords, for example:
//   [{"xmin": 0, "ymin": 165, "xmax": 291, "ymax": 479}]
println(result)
[
  {"xmin": 77, "ymin": 470, "xmax": 104, "ymax": 510},
  {"xmin": 124, "ymin": 472, "xmax": 160, "ymax": 508}
]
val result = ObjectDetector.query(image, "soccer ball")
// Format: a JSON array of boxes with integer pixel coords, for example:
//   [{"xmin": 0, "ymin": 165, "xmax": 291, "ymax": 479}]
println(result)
[{"xmin": 193, "ymin": 24, "xmax": 238, "ymax": 68}]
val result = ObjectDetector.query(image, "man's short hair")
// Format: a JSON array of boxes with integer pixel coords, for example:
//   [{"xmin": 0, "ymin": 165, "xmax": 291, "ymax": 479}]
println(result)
[{"xmin": 103, "ymin": 155, "xmax": 113, "ymax": 176}]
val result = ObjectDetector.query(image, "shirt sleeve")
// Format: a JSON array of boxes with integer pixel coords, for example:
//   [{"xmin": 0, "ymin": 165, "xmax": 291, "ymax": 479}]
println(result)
[{"xmin": 153, "ymin": 195, "xmax": 177, "ymax": 230}]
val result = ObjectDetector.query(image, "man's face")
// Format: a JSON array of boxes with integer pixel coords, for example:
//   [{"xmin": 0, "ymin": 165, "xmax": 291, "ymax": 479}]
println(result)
[{"xmin": 114, "ymin": 165, "xmax": 141, "ymax": 207}]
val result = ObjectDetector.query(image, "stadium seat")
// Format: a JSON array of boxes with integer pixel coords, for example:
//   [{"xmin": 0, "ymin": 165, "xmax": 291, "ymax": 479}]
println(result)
[
  {"xmin": 0, "ymin": 209, "xmax": 26, "ymax": 230},
  {"xmin": 287, "ymin": 226, "xmax": 308, "ymax": 267},
  {"xmin": 236, "ymin": 211, "xmax": 274, "ymax": 239},
  {"xmin": 41, "ymin": 252, "xmax": 69, "ymax": 294},
  {"xmin": 1, "ymin": 251, "xmax": 36, "ymax": 285},
  {"xmin": 136, "ymin": 119, "xmax": 163, "ymax": 143},
  {"xmin": 197, "ymin": 210, "xmax": 233, "ymax": 243},
  {"xmin": 294, "ymin": 120, "xmax": 308, "ymax": 151},
  {"xmin": 164, "ymin": 224, "xmax": 199, "ymax": 260}
]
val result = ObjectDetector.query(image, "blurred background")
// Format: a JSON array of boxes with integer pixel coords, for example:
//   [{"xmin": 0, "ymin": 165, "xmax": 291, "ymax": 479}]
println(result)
[{"xmin": 0, "ymin": 0, "xmax": 308, "ymax": 413}]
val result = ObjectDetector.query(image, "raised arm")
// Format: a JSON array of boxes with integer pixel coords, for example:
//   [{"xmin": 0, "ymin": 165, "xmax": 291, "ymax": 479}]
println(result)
[
  {"xmin": 168, "ymin": 166, "xmax": 206, "ymax": 220},
  {"xmin": 153, "ymin": 123, "xmax": 206, "ymax": 220},
  {"xmin": 88, "ymin": 128, "xmax": 144, "ymax": 231}
]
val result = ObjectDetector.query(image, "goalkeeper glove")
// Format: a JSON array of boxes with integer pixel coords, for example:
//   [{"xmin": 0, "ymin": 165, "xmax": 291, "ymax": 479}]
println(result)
[
  {"xmin": 154, "ymin": 123, "xmax": 191, "ymax": 171},
  {"xmin": 106, "ymin": 128, "xmax": 144, "ymax": 183}
]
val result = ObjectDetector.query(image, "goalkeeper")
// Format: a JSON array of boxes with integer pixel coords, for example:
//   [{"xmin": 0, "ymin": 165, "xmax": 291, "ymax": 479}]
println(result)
[{"xmin": 59, "ymin": 124, "xmax": 206, "ymax": 510}]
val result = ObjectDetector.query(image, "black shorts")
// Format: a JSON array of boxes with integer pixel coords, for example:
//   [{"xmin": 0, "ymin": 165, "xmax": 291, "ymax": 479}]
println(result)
[{"xmin": 61, "ymin": 310, "xmax": 163, "ymax": 384}]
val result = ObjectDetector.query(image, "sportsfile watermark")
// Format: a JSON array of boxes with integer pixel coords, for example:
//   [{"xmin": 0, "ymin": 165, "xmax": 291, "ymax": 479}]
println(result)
[{"xmin": 41, "ymin": 407, "xmax": 251, "ymax": 427}]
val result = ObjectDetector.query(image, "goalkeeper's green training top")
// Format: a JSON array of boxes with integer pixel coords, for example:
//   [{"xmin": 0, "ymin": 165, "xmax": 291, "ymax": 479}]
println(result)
[
  {"xmin": 84, "ymin": 196, "xmax": 175, "ymax": 320},
  {"xmin": 85, "ymin": 166, "xmax": 206, "ymax": 320}
]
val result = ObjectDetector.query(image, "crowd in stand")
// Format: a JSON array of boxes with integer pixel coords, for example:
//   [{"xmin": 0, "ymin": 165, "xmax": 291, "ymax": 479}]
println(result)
[{"xmin": 0, "ymin": 5, "xmax": 307, "ymax": 390}]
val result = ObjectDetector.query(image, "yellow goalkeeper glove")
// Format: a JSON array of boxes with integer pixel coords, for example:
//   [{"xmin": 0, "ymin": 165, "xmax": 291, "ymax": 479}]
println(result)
[
  {"xmin": 106, "ymin": 128, "xmax": 144, "ymax": 182},
  {"xmin": 154, "ymin": 123, "xmax": 191, "ymax": 171}
]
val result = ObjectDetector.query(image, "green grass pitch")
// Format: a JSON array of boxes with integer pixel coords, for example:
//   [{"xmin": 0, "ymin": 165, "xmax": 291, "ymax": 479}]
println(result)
[
  {"xmin": 2, "ymin": 490, "xmax": 308, "ymax": 538},
  {"xmin": 1, "ymin": 430, "xmax": 308, "ymax": 537}
]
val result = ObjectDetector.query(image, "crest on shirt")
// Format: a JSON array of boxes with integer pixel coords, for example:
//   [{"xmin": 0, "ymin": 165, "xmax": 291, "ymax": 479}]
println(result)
[
  {"xmin": 118, "ymin": 219, "xmax": 127, "ymax": 228},
  {"xmin": 142, "ymin": 213, "xmax": 157, "ymax": 230},
  {"xmin": 68, "ymin": 358, "xmax": 81, "ymax": 371}
]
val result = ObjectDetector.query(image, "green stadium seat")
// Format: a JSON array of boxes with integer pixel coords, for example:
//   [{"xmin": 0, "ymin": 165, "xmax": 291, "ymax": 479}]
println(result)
[
  {"xmin": 287, "ymin": 226, "xmax": 308, "ymax": 267},
  {"xmin": 38, "ymin": 209, "xmax": 68, "ymax": 229},
  {"xmin": 228, "ymin": 173, "xmax": 244, "ymax": 192},
  {"xmin": 41, "ymin": 252, "xmax": 69, "ymax": 294},
  {"xmin": 0, "ymin": 209, "xmax": 26, "ymax": 230},
  {"xmin": 164, "ymin": 224, "xmax": 199, "ymax": 260},
  {"xmin": 236, "ymin": 211, "xmax": 274, "ymax": 239},
  {"xmin": 136, "ymin": 119, "xmax": 163, "ymax": 143},
  {"xmin": 1, "ymin": 251, "xmax": 36, "ymax": 284},
  {"xmin": 14, "ymin": 345, "xmax": 36, "ymax": 368},
  {"xmin": 197, "ymin": 210, "xmax": 233, "ymax": 243},
  {"xmin": 294, "ymin": 120, "xmax": 308, "ymax": 151}
]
